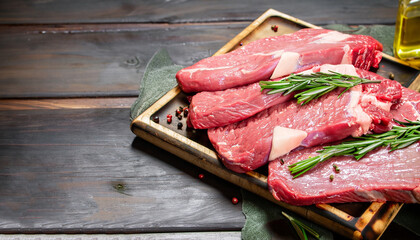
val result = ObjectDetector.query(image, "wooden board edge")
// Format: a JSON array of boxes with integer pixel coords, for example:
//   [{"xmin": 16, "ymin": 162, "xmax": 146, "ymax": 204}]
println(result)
[
  {"xmin": 408, "ymin": 72, "xmax": 420, "ymax": 91},
  {"xmin": 356, "ymin": 202, "xmax": 403, "ymax": 240},
  {"xmin": 214, "ymin": 9, "xmax": 321, "ymax": 56},
  {"xmin": 382, "ymin": 53, "xmax": 420, "ymax": 71},
  {"xmin": 131, "ymin": 123, "xmax": 359, "ymax": 240}
]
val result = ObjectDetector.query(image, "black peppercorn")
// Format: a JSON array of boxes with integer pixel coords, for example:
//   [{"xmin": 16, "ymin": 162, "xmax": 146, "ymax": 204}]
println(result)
[{"xmin": 389, "ymin": 72, "xmax": 395, "ymax": 80}]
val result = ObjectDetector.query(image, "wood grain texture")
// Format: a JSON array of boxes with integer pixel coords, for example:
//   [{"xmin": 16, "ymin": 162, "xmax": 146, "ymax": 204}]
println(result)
[
  {"xmin": 0, "ymin": 0, "xmax": 397, "ymax": 25},
  {"xmin": 0, "ymin": 108, "xmax": 244, "ymax": 232},
  {"xmin": 0, "ymin": 232, "xmax": 242, "ymax": 240},
  {"xmin": 0, "ymin": 23, "xmax": 247, "ymax": 98},
  {"xmin": 0, "ymin": 98, "xmax": 137, "ymax": 110}
]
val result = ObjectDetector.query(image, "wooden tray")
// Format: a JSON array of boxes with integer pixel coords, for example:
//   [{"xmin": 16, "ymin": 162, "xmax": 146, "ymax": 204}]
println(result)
[{"xmin": 131, "ymin": 9, "xmax": 420, "ymax": 239}]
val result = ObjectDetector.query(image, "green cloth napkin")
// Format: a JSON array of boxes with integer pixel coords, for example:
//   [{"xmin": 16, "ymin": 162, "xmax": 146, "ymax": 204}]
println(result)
[
  {"xmin": 130, "ymin": 26, "xmax": 419, "ymax": 240},
  {"xmin": 241, "ymin": 189, "xmax": 333, "ymax": 240},
  {"xmin": 324, "ymin": 24, "xmax": 395, "ymax": 55},
  {"xmin": 130, "ymin": 49, "xmax": 183, "ymax": 121}
]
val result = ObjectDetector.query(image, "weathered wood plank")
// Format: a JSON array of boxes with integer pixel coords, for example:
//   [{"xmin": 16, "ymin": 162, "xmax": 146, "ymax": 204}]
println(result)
[
  {"xmin": 0, "ymin": 108, "xmax": 244, "ymax": 232},
  {"xmin": 0, "ymin": 232, "xmax": 242, "ymax": 240},
  {"xmin": 0, "ymin": 0, "xmax": 397, "ymax": 25},
  {"xmin": 0, "ymin": 23, "xmax": 247, "ymax": 98},
  {"xmin": 0, "ymin": 98, "xmax": 137, "ymax": 110}
]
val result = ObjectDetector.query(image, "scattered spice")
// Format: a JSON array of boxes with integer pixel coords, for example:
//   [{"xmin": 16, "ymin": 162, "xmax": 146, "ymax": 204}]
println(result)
[
  {"xmin": 333, "ymin": 164, "xmax": 340, "ymax": 173},
  {"xmin": 176, "ymin": 108, "xmax": 182, "ymax": 116},
  {"xmin": 329, "ymin": 175, "xmax": 334, "ymax": 181},
  {"xmin": 198, "ymin": 173, "xmax": 204, "ymax": 179},
  {"xmin": 271, "ymin": 25, "xmax": 278, "ymax": 32},
  {"xmin": 231, "ymin": 197, "xmax": 239, "ymax": 205},
  {"xmin": 167, "ymin": 116, "xmax": 172, "ymax": 124},
  {"xmin": 389, "ymin": 72, "xmax": 395, "ymax": 80},
  {"xmin": 177, "ymin": 122, "xmax": 183, "ymax": 130},
  {"xmin": 183, "ymin": 107, "xmax": 189, "ymax": 117},
  {"xmin": 152, "ymin": 115, "xmax": 159, "ymax": 123},
  {"xmin": 239, "ymin": 42, "xmax": 243, "ymax": 46},
  {"xmin": 177, "ymin": 114, "xmax": 183, "ymax": 120},
  {"xmin": 280, "ymin": 159, "xmax": 284, "ymax": 165}
]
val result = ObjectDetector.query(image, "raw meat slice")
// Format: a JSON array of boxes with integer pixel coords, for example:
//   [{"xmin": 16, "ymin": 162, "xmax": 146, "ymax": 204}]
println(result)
[
  {"xmin": 268, "ymin": 142, "xmax": 420, "ymax": 205},
  {"xmin": 391, "ymin": 87, "xmax": 420, "ymax": 122},
  {"xmin": 188, "ymin": 82, "xmax": 292, "ymax": 129},
  {"xmin": 176, "ymin": 28, "xmax": 383, "ymax": 92},
  {"xmin": 268, "ymin": 86, "xmax": 420, "ymax": 205},
  {"xmin": 188, "ymin": 63, "xmax": 398, "ymax": 130},
  {"xmin": 208, "ymin": 66, "xmax": 402, "ymax": 173}
]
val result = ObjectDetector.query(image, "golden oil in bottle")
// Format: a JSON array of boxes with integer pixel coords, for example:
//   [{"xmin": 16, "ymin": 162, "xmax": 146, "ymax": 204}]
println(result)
[{"xmin": 393, "ymin": 0, "xmax": 420, "ymax": 60}]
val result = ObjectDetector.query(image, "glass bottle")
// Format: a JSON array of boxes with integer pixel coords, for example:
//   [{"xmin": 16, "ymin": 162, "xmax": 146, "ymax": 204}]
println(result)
[{"xmin": 393, "ymin": 0, "xmax": 420, "ymax": 60}]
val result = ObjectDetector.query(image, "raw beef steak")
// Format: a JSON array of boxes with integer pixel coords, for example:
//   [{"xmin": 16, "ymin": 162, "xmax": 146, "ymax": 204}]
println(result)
[
  {"xmin": 176, "ymin": 28, "xmax": 382, "ymax": 92},
  {"xmin": 268, "ymin": 84, "xmax": 420, "ymax": 205},
  {"xmin": 268, "ymin": 142, "xmax": 420, "ymax": 205},
  {"xmin": 188, "ymin": 82, "xmax": 292, "ymax": 129},
  {"xmin": 208, "ymin": 65, "xmax": 402, "ymax": 173}
]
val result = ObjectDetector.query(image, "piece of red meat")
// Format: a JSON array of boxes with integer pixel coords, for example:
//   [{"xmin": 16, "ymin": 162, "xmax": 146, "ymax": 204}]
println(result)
[
  {"xmin": 268, "ymin": 143, "xmax": 420, "ymax": 205},
  {"xmin": 208, "ymin": 66, "xmax": 402, "ymax": 173},
  {"xmin": 267, "ymin": 85, "xmax": 420, "ymax": 205},
  {"xmin": 176, "ymin": 28, "xmax": 382, "ymax": 93},
  {"xmin": 188, "ymin": 82, "xmax": 292, "ymax": 129}
]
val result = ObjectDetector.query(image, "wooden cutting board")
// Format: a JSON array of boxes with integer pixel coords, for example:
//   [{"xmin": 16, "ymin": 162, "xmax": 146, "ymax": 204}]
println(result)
[{"xmin": 131, "ymin": 9, "xmax": 420, "ymax": 239}]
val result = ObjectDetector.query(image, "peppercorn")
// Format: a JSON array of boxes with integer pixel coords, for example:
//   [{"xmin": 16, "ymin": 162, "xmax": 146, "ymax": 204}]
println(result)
[
  {"xmin": 198, "ymin": 173, "xmax": 204, "ymax": 179},
  {"xmin": 152, "ymin": 115, "xmax": 159, "ymax": 123},
  {"xmin": 280, "ymin": 159, "xmax": 284, "ymax": 165},
  {"xmin": 183, "ymin": 108, "xmax": 189, "ymax": 117},
  {"xmin": 177, "ymin": 114, "xmax": 182, "ymax": 120},
  {"xmin": 329, "ymin": 175, "xmax": 334, "ymax": 181},
  {"xmin": 232, "ymin": 197, "xmax": 239, "ymax": 205},
  {"xmin": 271, "ymin": 25, "xmax": 278, "ymax": 32},
  {"xmin": 389, "ymin": 72, "xmax": 395, "ymax": 80},
  {"xmin": 239, "ymin": 42, "xmax": 243, "ymax": 46},
  {"xmin": 177, "ymin": 122, "xmax": 183, "ymax": 130}
]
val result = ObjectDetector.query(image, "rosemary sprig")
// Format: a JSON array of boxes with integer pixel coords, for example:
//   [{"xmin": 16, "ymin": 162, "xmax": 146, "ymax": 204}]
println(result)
[
  {"xmin": 282, "ymin": 211, "xmax": 320, "ymax": 240},
  {"xmin": 259, "ymin": 71, "xmax": 380, "ymax": 104},
  {"xmin": 289, "ymin": 119, "xmax": 420, "ymax": 178}
]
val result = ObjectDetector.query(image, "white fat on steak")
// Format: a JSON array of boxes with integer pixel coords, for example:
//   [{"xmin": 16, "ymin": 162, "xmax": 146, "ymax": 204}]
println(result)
[
  {"xmin": 270, "ymin": 52, "xmax": 300, "ymax": 79},
  {"xmin": 268, "ymin": 126, "xmax": 308, "ymax": 161},
  {"xmin": 319, "ymin": 63, "xmax": 357, "ymax": 76},
  {"xmin": 340, "ymin": 45, "xmax": 352, "ymax": 64},
  {"xmin": 312, "ymin": 31, "xmax": 350, "ymax": 43}
]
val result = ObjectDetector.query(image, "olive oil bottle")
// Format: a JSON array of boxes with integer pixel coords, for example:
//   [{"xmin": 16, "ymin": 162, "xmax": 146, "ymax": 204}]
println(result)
[{"xmin": 393, "ymin": 0, "xmax": 420, "ymax": 60}]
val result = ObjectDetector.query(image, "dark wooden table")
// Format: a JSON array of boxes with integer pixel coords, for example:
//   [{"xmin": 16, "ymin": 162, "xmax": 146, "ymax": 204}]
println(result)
[{"xmin": 0, "ymin": 1, "xmax": 417, "ymax": 239}]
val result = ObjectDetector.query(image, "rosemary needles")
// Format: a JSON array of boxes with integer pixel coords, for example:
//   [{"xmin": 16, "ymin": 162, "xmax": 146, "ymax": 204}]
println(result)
[
  {"xmin": 259, "ymin": 71, "xmax": 380, "ymax": 104},
  {"xmin": 282, "ymin": 211, "xmax": 320, "ymax": 240},
  {"xmin": 289, "ymin": 119, "xmax": 420, "ymax": 178}
]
